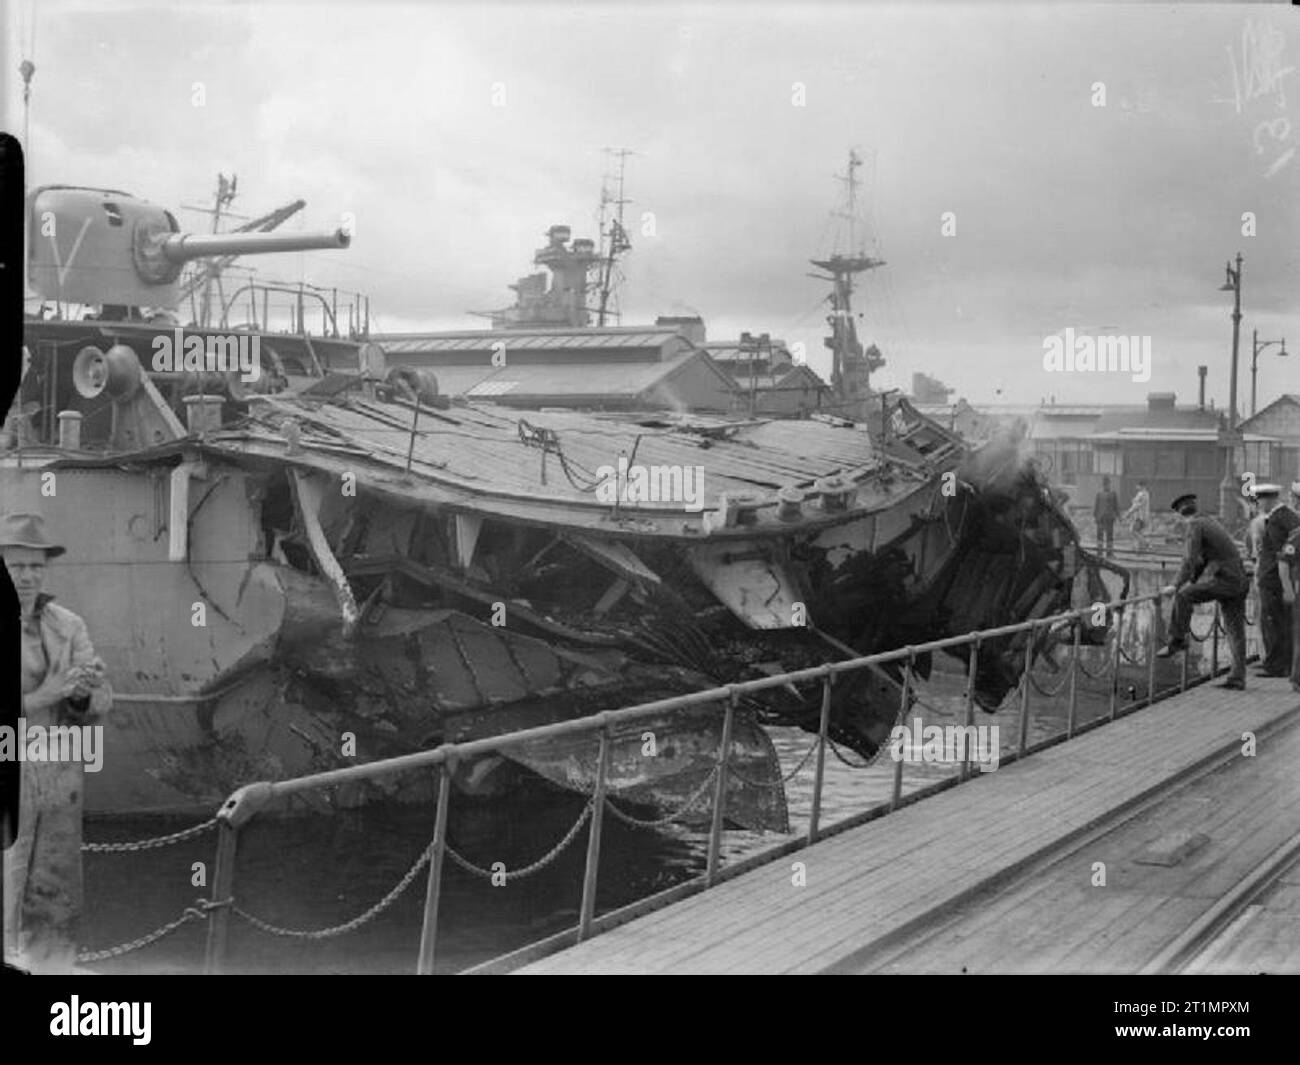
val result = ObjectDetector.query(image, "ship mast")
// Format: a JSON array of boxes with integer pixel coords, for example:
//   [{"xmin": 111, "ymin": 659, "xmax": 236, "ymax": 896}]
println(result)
[
  {"xmin": 181, "ymin": 174, "xmax": 241, "ymax": 327},
  {"xmin": 809, "ymin": 150, "xmax": 885, "ymax": 403},
  {"xmin": 595, "ymin": 147, "xmax": 634, "ymax": 326}
]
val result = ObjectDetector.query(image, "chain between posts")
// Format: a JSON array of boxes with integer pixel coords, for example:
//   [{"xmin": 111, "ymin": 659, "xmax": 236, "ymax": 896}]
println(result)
[
  {"xmin": 82, "ymin": 817, "xmax": 218, "ymax": 853},
  {"xmin": 603, "ymin": 766, "xmax": 721, "ymax": 828},
  {"xmin": 728, "ymin": 736, "xmax": 821, "ymax": 789},
  {"xmin": 78, "ymin": 897, "xmax": 230, "ymax": 962},
  {"xmin": 234, "ymin": 838, "xmax": 434, "ymax": 939},
  {"xmin": 444, "ymin": 800, "xmax": 594, "ymax": 882}
]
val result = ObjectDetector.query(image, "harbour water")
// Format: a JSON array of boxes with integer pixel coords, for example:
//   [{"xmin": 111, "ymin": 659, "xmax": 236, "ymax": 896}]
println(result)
[{"xmin": 82, "ymin": 630, "xmax": 1216, "ymax": 975}]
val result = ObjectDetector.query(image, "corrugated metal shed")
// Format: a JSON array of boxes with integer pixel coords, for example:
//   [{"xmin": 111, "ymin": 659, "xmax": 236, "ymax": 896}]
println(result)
[
  {"xmin": 414, "ymin": 349, "xmax": 740, "ymax": 411},
  {"xmin": 376, "ymin": 326, "xmax": 684, "ymax": 357}
]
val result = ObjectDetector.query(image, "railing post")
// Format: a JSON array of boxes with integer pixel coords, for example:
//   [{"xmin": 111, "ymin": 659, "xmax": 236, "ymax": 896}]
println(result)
[
  {"xmin": 1018, "ymin": 622, "xmax": 1034, "ymax": 758},
  {"xmin": 416, "ymin": 762, "xmax": 453, "ymax": 975},
  {"xmin": 1147, "ymin": 596, "xmax": 1159, "ymax": 707},
  {"xmin": 808, "ymin": 669, "xmax": 834, "ymax": 843},
  {"xmin": 705, "ymin": 692, "xmax": 738, "ymax": 886},
  {"xmin": 578, "ymin": 724, "xmax": 612, "ymax": 941},
  {"xmin": 889, "ymin": 652, "xmax": 914, "ymax": 812},
  {"xmin": 1108, "ymin": 604, "xmax": 1123, "ymax": 722},
  {"xmin": 204, "ymin": 818, "xmax": 239, "ymax": 975},
  {"xmin": 1211, "ymin": 602, "xmax": 1220, "ymax": 675},
  {"xmin": 1180, "ymin": 617, "xmax": 1190, "ymax": 693},
  {"xmin": 1066, "ymin": 618, "xmax": 1081, "ymax": 739},
  {"xmin": 961, "ymin": 635, "xmax": 980, "ymax": 780}
]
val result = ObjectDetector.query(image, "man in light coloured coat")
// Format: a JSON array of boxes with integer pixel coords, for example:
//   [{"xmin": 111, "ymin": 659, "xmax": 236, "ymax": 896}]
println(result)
[{"xmin": 2, "ymin": 512, "xmax": 112, "ymax": 971}]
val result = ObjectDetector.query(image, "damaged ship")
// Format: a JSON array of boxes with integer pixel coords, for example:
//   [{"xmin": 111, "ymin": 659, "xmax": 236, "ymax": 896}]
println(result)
[{"xmin": 3, "ymin": 183, "xmax": 1125, "ymax": 836}]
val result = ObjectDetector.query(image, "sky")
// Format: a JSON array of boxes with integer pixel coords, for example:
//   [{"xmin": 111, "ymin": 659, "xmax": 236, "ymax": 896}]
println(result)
[{"xmin": 2, "ymin": 1, "xmax": 1297, "ymax": 410}]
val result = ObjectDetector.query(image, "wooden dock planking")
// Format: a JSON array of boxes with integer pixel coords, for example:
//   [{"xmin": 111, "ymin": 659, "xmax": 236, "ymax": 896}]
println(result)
[
  {"xmin": 514, "ymin": 679, "xmax": 1300, "ymax": 974},
  {"xmin": 875, "ymin": 714, "xmax": 1300, "ymax": 974}
]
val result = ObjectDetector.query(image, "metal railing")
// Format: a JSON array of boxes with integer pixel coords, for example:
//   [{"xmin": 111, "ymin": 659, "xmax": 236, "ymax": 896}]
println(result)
[{"xmin": 140, "ymin": 582, "xmax": 1249, "ymax": 975}]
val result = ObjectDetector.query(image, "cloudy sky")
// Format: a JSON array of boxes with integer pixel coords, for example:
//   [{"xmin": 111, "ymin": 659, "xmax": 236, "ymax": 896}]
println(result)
[{"xmin": 3, "ymin": 1, "xmax": 1297, "ymax": 408}]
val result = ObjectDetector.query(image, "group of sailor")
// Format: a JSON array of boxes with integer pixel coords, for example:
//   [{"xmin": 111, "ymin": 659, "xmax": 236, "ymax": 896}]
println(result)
[{"xmin": 1156, "ymin": 482, "xmax": 1300, "ymax": 693}]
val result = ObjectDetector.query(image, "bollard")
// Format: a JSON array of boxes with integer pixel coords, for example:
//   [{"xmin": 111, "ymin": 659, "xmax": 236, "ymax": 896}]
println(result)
[{"xmin": 56, "ymin": 410, "xmax": 82, "ymax": 450}]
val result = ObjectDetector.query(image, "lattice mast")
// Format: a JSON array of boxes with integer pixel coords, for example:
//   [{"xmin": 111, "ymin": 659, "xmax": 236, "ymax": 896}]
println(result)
[
  {"xmin": 594, "ymin": 148, "xmax": 634, "ymax": 327},
  {"xmin": 809, "ymin": 150, "xmax": 886, "ymax": 401}
]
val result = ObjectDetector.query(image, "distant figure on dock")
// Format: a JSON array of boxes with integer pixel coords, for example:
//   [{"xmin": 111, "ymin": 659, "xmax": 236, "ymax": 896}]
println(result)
[
  {"xmin": 1257, "ymin": 484, "xmax": 1300, "ymax": 677},
  {"xmin": 1122, "ymin": 481, "xmax": 1150, "ymax": 552},
  {"xmin": 1093, "ymin": 476, "xmax": 1120, "ymax": 558},
  {"xmin": 1156, "ymin": 493, "xmax": 1248, "ymax": 690},
  {"xmin": 1280, "ymin": 482, "xmax": 1300, "ymax": 694}
]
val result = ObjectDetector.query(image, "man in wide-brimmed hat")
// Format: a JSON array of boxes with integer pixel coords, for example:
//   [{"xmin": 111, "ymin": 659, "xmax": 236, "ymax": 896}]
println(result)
[{"xmin": 2, "ymin": 512, "xmax": 112, "ymax": 971}]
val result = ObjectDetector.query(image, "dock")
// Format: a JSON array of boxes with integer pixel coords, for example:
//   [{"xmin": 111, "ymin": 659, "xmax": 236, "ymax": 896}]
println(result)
[{"xmin": 511, "ymin": 676, "xmax": 1300, "ymax": 974}]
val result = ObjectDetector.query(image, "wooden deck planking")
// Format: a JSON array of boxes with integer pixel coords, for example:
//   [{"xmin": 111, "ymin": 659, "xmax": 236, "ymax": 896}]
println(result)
[{"xmin": 516, "ymin": 679, "xmax": 1300, "ymax": 974}]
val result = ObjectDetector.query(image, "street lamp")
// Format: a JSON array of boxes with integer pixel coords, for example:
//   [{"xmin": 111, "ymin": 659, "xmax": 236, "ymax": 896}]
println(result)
[
  {"xmin": 1250, "ymin": 329, "xmax": 1288, "ymax": 416},
  {"xmin": 1218, "ymin": 254, "xmax": 1243, "ymax": 523}
]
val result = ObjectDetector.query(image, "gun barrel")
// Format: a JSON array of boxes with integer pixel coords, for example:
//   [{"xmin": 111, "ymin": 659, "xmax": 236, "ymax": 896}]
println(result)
[{"xmin": 161, "ymin": 228, "xmax": 351, "ymax": 263}]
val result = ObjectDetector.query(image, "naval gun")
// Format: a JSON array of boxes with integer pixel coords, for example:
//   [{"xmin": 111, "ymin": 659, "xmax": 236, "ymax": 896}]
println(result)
[
  {"xmin": 12, "ymin": 184, "xmax": 361, "ymax": 455},
  {"xmin": 26, "ymin": 185, "xmax": 351, "ymax": 313}
]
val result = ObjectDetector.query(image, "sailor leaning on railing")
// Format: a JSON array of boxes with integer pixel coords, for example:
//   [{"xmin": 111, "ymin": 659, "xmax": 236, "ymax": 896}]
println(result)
[{"xmin": 2, "ymin": 511, "xmax": 113, "ymax": 972}]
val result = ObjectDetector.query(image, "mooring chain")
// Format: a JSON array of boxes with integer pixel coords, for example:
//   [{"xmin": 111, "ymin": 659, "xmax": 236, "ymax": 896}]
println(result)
[
  {"xmin": 1118, "ymin": 639, "xmax": 1151, "ymax": 667},
  {"xmin": 727, "ymin": 738, "xmax": 820, "ymax": 790},
  {"xmin": 77, "ymin": 897, "xmax": 229, "ymax": 963},
  {"xmin": 827, "ymin": 736, "xmax": 874, "ymax": 769},
  {"xmin": 1028, "ymin": 649, "xmax": 1078, "ymax": 698},
  {"xmin": 1187, "ymin": 610, "xmax": 1218, "ymax": 644},
  {"xmin": 603, "ymin": 765, "xmax": 721, "ymax": 828},
  {"xmin": 81, "ymin": 816, "xmax": 218, "ymax": 854},
  {"xmin": 234, "ymin": 840, "xmax": 435, "ymax": 940},
  {"xmin": 1074, "ymin": 628, "xmax": 1120, "ymax": 680},
  {"xmin": 444, "ymin": 799, "xmax": 594, "ymax": 882}
]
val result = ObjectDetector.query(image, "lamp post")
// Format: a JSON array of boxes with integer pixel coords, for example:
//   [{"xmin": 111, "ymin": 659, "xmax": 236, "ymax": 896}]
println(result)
[
  {"xmin": 1250, "ymin": 329, "xmax": 1288, "ymax": 416},
  {"xmin": 1218, "ymin": 254, "xmax": 1243, "ymax": 523}
]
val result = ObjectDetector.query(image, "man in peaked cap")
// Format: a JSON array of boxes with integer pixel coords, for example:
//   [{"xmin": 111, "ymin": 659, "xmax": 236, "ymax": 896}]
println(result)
[
  {"xmin": 1156, "ymin": 494, "xmax": 1249, "ymax": 689},
  {"xmin": 1, "ymin": 512, "xmax": 112, "ymax": 971},
  {"xmin": 1257, "ymin": 483, "xmax": 1300, "ymax": 676}
]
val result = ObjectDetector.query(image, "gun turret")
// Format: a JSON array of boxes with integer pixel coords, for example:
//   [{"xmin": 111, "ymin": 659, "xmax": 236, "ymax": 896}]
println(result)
[{"xmin": 27, "ymin": 185, "xmax": 350, "ymax": 311}]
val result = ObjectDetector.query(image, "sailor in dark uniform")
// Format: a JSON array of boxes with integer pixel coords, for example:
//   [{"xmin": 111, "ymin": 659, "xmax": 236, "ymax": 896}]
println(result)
[
  {"xmin": 1281, "ymin": 481, "xmax": 1300, "ymax": 694},
  {"xmin": 1257, "ymin": 483, "xmax": 1300, "ymax": 676},
  {"xmin": 1156, "ymin": 493, "xmax": 1249, "ymax": 689}
]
